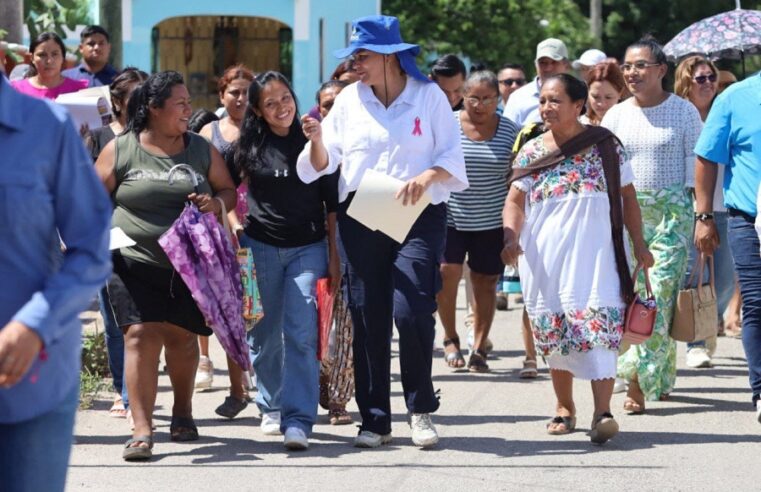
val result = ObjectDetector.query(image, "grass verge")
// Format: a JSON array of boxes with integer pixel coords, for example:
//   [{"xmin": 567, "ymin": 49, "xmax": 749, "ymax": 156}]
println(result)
[{"xmin": 80, "ymin": 330, "xmax": 111, "ymax": 409}]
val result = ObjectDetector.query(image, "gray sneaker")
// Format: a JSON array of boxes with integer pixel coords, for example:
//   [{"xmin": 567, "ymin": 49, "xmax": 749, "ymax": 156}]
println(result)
[
  {"xmin": 410, "ymin": 413, "xmax": 438, "ymax": 448},
  {"xmin": 354, "ymin": 430, "xmax": 392, "ymax": 448},
  {"xmin": 283, "ymin": 427, "xmax": 308, "ymax": 450}
]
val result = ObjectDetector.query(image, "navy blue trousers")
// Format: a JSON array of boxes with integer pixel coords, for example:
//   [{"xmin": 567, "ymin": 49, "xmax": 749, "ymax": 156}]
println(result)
[
  {"xmin": 337, "ymin": 199, "xmax": 445, "ymax": 435},
  {"xmin": 727, "ymin": 211, "xmax": 761, "ymax": 405}
]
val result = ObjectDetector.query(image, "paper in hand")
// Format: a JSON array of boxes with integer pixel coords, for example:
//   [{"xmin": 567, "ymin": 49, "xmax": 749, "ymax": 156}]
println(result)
[
  {"xmin": 55, "ymin": 93, "xmax": 111, "ymax": 130},
  {"xmin": 347, "ymin": 169, "xmax": 431, "ymax": 243}
]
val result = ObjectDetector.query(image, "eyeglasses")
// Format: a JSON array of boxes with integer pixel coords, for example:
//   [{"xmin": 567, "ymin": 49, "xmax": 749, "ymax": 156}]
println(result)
[
  {"xmin": 620, "ymin": 61, "xmax": 661, "ymax": 72},
  {"xmin": 465, "ymin": 96, "xmax": 500, "ymax": 107},
  {"xmin": 499, "ymin": 78, "xmax": 526, "ymax": 87},
  {"xmin": 694, "ymin": 74, "xmax": 717, "ymax": 84}
]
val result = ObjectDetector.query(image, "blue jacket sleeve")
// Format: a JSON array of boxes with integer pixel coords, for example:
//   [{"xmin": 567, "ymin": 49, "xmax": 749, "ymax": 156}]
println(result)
[{"xmin": 12, "ymin": 112, "xmax": 112, "ymax": 346}]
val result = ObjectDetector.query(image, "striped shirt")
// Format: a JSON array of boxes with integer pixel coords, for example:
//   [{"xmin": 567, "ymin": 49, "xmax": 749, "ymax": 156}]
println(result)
[{"xmin": 447, "ymin": 111, "xmax": 519, "ymax": 230}]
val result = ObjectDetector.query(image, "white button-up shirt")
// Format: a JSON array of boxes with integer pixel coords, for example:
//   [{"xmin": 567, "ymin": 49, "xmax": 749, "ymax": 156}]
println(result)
[
  {"xmin": 502, "ymin": 76, "xmax": 541, "ymax": 128},
  {"xmin": 297, "ymin": 77, "xmax": 468, "ymax": 204}
]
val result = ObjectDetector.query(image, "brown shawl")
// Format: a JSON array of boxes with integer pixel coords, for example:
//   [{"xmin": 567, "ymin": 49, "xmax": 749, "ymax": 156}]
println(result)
[{"xmin": 508, "ymin": 125, "xmax": 635, "ymax": 304}]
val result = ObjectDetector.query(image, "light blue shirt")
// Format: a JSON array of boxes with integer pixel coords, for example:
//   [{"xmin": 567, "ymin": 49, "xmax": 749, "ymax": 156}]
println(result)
[
  {"xmin": 0, "ymin": 75, "xmax": 111, "ymax": 423},
  {"xmin": 695, "ymin": 72, "xmax": 761, "ymax": 217}
]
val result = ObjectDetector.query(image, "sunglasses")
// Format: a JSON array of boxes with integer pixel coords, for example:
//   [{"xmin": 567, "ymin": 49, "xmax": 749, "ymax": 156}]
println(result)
[
  {"xmin": 694, "ymin": 74, "xmax": 717, "ymax": 84},
  {"xmin": 499, "ymin": 78, "xmax": 526, "ymax": 86}
]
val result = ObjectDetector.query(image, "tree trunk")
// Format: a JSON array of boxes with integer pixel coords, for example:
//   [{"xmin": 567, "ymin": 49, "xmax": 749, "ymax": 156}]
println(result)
[
  {"xmin": 590, "ymin": 0, "xmax": 603, "ymax": 46},
  {"xmin": 0, "ymin": 0, "xmax": 24, "ymax": 43},
  {"xmin": 99, "ymin": 0, "xmax": 122, "ymax": 69}
]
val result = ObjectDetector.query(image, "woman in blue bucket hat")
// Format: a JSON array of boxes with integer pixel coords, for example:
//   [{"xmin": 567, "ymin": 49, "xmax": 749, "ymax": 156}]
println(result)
[{"xmin": 297, "ymin": 15, "xmax": 468, "ymax": 448}]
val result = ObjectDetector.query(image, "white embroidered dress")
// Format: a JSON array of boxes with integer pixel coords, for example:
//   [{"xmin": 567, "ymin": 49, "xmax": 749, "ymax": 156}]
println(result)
[{"xmin": 512, "ymin": 135, "xmax": 635, "ymax": 380}]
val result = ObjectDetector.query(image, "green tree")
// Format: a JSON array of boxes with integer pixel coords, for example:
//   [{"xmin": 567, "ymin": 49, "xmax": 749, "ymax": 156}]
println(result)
[
  {"xmin": 24, "ymin": 0, "xmax": 91, "ymax": 41},
  {"xmin": 382, "ymin": 0, "xmax": 595, "ymax": 74},
  {"xmin": 574, "ymin": 0, "xmax": 761, "ymax": 59}
]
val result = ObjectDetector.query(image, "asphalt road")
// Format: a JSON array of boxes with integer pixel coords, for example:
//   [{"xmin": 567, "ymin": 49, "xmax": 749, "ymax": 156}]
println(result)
[{"xmin": 67, "ymin": 293, "xmax": 761, "ymax": 491}]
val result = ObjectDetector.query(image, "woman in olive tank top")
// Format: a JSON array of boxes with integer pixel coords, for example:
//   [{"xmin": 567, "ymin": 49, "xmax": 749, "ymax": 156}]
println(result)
[{"xmin": 95, "ymin": 71, "xmax": 237, "ymax": 461}]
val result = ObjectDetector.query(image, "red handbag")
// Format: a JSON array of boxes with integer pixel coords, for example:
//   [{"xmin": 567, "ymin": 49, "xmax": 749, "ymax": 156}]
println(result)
[
  {"xmin": 316, "ymin": 278, "xmax": 336, "ymax": 361},
  {"xmin": 623, "ymin": 265, "xmax": 657, "ymax": 345}
]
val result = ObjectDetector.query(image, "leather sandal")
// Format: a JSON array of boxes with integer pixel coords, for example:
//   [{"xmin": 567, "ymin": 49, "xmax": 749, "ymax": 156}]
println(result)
[
  {"xmin": 519, "ymin": 359, "xmax": 538, "ymax": 379},
  {"xmin": 170, "ymin": 416, "xmax": 199, "ymax": 442},
  {"xmin": 123, "ymin": 435, "xmax": 153, "ymax": 461},
  {"xmin": 623, "ymin": 397, "xmax": 645, "ymax": 415},
  {"xmin": 468, "ymin": 350, "xmax": 490, "ymax": 373},
  {"xmin": 215, "ymin": 396, "xmax": 248, "ymax": 419},
  {"xmin": 443, "ymin": 337, "xmax": 465, "ymax": 369},
  {"xmin": 589, "ymin": 412, "xmax": 619, "ymax": 444},
  {"xmin": 546, "ymin": 415, "xmax": 576, "ymax": 435}
]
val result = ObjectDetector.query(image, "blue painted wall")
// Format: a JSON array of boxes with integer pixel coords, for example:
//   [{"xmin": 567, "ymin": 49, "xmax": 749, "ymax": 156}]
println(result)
[{"xmin": 119, "ymin": 0, "xmax": 377, "ymax": 111}]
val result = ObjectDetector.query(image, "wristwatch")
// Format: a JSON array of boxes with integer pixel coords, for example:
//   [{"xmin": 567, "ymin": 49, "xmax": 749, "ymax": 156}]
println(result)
[{"xmin": 695, "ymin": 212, "xmax": 714, "ymax": 222}]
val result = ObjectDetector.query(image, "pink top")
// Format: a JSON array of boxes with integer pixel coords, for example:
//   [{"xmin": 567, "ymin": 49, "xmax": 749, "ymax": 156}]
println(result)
[{"xmin": 11, "ymin": 77, "xmax": 89, "ymax": 100}]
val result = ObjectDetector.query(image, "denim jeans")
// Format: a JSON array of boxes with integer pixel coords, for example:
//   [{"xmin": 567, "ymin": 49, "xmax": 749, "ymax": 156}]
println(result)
[
  {"xmin": 727, "ymin": 213, "xmax": 761, "ymax": 405},
  {"xmin": 0, "ymin": 383, "xmax": 78, "ymax": 492},
  {"xmin": 337, "ymin": 199, "xmax": 444, "ymax": 435},
  {"xmin": 685, "ymin": 212, "xmax": 735, "ymax": 349},
  {"xmin": 98, "ymin": 284, "xmax": 128, "ymax": 408},
  {"xmin": 241, "ymin": 235, "xmax": 326, "ymax": 435}
]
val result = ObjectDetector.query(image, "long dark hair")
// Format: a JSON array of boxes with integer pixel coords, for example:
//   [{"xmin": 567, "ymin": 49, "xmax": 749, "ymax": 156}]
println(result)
[
  {"xmin": 233, "ymin": 71, "xmax": 300, "ymax": 177},
  {"xmin": 28, "ymin": 32, "xmax": 66, "ymax": 77},
  {"xmin": 125, "ymin": 70, "xmax": 185, "ymax": 135},
  {"xmin": 110, "ymin": 67, "xmax": 148, "ymax": 120}
]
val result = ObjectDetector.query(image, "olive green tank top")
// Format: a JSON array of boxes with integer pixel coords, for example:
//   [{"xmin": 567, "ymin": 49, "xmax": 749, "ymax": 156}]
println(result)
[{"xmin": 111, "ymin": 132, "xmax": 212, "ymax": 269}]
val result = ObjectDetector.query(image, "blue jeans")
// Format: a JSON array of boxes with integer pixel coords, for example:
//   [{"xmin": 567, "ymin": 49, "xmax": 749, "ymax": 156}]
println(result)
[
  {"xmin": 0, "ymin": 383, "xmax": 78, "ymax": 492},
  {"xmin": 99, "ymin": 285, "xmax": 128, "ymax": 408},
  {"xmin": 727, "ymin": 212, "xmax": 761, "ymax": 405},
  {"xmin": 685, "ymin": 212, "xmax": 735, "ymax": 349},
  {"xmin": 241, "ymin": 235, "xmax": 326, "ymax": 435}
]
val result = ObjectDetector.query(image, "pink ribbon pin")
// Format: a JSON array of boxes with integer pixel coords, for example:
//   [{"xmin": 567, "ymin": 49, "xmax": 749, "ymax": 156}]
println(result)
[{"xmin": 412, "ymin": 117, "xmax": 422, "ymax": 136}]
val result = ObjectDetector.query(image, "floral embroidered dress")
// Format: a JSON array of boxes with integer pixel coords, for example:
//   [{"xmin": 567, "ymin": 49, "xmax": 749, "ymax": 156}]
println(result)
[{"xmin": 512, "ymin": 135, "xmax": 634, "ymax": 380}]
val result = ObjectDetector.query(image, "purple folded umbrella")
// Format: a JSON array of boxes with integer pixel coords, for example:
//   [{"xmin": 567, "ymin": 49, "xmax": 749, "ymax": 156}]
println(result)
[{"xmin": 158, "ymin": 200, "xmax": 250, "ymax": 375}]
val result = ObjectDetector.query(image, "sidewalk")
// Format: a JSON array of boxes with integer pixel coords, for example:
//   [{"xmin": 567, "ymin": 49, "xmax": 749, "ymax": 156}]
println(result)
[{"xmin": 67, "ymin": 296, "xmax": 761, "ymax": 491}]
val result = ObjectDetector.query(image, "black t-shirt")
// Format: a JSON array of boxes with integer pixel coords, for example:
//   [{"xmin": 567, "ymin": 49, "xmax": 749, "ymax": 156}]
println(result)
[{"xmin": 243, "ymin": 126, "xmax": 338, "ymax": 247}]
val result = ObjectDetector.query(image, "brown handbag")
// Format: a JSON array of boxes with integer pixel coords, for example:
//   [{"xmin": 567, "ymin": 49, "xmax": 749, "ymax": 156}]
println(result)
[
  {"xmin": 671, "ymin": 254, "xmax": 718, "ymax": 342},
  {"xmin": 623, "ymin": 265, "xmax": 657, "ymax": 345}
]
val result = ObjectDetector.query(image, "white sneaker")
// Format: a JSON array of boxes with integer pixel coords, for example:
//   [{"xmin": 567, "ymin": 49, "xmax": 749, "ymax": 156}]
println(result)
[
  {"xmin": 283, "ymin": 427, "xmax": 308, "ymax": 450},
  {"xmin": 260, "ymin": 411, "xmax": 281, "ymax": 435},
  {"xmin": 686, "ymin": 347, "xmax": 712, "ymax": 368},
  {"xmin": 354, "ymin": 430, "xmax": 392, "ymax": 448},
  {"xmin": 613, "ymin": 378, "xmax": 627, "ymax": 394},
  {"xmin": 756, "ymin": 400, "xmax": 761, "ymax": 424},
  {"xmin": 410, "ymin": 413, "xmax": 439, "ymax": 448},
  {"xmin": 194, "ymin": 356, "xmax": 214, "ymax": 390}
]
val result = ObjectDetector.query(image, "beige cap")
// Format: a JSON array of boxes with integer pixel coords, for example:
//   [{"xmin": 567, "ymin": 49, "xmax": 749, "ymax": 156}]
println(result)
[{"xmin": 535, "ymin": 38, "xmax": 569, "ymax": 62}]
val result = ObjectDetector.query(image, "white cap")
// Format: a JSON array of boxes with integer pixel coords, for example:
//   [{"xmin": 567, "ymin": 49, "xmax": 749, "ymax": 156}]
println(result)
[
  {"xmin": 535, "ymin": 38, "xmax": 569, "ymax": 61},
  {"xmin": 572, "ymin": 49, "xmax": 607, "ymax": 70}
]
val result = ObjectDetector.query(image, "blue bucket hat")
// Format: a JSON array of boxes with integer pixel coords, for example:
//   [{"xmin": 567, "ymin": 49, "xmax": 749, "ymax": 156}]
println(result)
[{"xmin": 333, "ymin": 15, "xmax": 430, "ymax": 83}]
